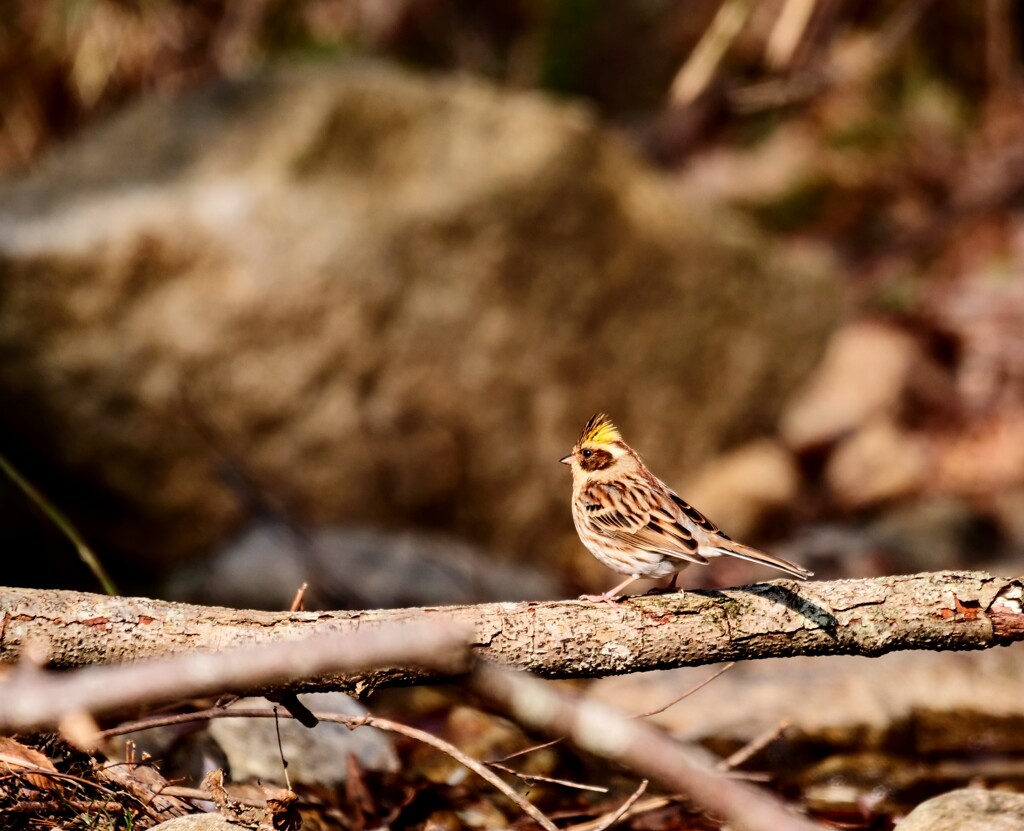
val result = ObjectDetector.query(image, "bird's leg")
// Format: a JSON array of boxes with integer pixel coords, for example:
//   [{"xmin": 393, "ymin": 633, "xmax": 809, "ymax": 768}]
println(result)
[
  {"xmin": 579, "ymin": 574, "xmax": 641, "ymax": 605},
  {"xmin": 644, "ymin": 573, "xmax": 682, "ymax": 596},
  {"xmin": 667, "ymin": 572, "xmax": 685, "ymax": 596}
]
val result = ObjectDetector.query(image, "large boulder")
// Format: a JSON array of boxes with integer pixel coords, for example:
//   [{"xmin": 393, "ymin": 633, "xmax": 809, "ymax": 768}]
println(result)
[{"xmin": 0, "ymin": 62, "xmax": 840, "ymax": 577}]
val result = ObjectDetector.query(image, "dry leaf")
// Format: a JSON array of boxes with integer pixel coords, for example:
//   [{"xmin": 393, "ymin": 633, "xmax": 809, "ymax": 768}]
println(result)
[{"xmin": 0, "ymin": 736, "xmax": 59, "ymax": 790}]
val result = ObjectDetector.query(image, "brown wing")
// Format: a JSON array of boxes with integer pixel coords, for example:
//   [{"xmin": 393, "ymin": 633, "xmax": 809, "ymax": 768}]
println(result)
[
  {"xmin": 668, "ymin": 491, "xmax": 729, "ymax": 539},
  {"xmin": 581, "ymin": 481, "xmax": 708, "ymax": 564}
]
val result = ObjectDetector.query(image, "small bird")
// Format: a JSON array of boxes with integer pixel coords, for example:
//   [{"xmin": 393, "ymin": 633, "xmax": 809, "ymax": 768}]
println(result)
[{"xmin": 561, "ymin": 413, "xmax": 813, "ymax": 602}]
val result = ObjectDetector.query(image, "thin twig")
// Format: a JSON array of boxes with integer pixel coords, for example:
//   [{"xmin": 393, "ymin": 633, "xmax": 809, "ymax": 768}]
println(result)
[
  {"xmin": 289, "ymin": 583, "xmax": 308, "ymax": 613},
  {"xmin": 488, "ymin": 762, "xmax": 608, "ymax": 793},
  {"xmin": 96, "ymin": 709, "xmax": 228, "ymax": 739},
  {"xmin": 493, "ymin": 663, "xmax": 737, "ymax": 763},
  {"xmin": 338, "ymin": 714, "xmax": 560, "ymax": 831},
  {"xmin": 633, "ymin": 663, "xmax": 736, "ymax": 718},
  {"xmin": 670, "ymin": 0, "xmax": 757, "ymax": 105},
  {"xmin": 718, "ymin": 718, "xmax": 793, "ymax": 771},
  {"xmin": 100, "ymin": 706, "xmax": 560, "ymax": 831},
  {"xmin": 272, "ymin": 706, "xmax": 292, "ymax": 791},
  {"xmin": 490, "ymin": 737, "xmax": 563, "ymax": 763},
  {"xmin": 569, "ymin": 796, "xmax": 676, "ymax": 831},
  {"xmin": 572, "ymin": 779, "xmax": 650, "ymax": 831},
  {"xmin": 732, "ymin": 0, "xmax": 937, "ymax": 112},
  {"xmin": 766, "ymin": 0, "xmax": 818, "ymax": 69},
  {"xmin": 0, "ymin": 450, "xmax": 117, "ymax": 595},
  {"xmin": 470, "ymin": 662, "xmax": 826, "ymax": 831}
]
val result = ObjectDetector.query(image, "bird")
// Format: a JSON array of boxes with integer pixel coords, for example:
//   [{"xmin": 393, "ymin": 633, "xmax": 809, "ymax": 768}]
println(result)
[{"xmin": 561, "ymin": 413, "xmax": 813, "ymax": 603}]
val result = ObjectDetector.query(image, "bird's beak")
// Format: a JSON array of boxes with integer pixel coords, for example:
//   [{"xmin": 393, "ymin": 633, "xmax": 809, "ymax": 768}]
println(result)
[{"xmin": 559, "ymin": 454, "xmax": 573, "ymax": 465}]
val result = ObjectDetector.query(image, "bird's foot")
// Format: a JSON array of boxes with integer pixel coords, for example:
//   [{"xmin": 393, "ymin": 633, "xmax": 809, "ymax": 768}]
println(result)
[{"xmin": 578, "ymin": 592, "xmax": 626, "ymax": 606}]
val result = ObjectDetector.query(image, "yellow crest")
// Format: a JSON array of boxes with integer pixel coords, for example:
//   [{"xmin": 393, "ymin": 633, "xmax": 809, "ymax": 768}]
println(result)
[{"xmin": 578, "ymin": 413, "xmax": 621, "ymax": 445}]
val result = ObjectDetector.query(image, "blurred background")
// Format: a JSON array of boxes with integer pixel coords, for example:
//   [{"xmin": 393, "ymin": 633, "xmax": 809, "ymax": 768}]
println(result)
[
  {"xmin": 3, "ymin": 0, "xmax": 1023, "ymax": 606},
  {"xmin": 4, "ymin": 2, "xmax": 1024, "ymax": 826}
]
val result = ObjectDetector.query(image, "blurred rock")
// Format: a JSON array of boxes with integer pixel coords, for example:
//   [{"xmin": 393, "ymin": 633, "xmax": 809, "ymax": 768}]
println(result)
[
  {"xmin": 991, "ymin": 488, "xmax": 1024, "ymax": 552},
  {"xmin": 773, "ymin": 524, "xmax": 890, "ymax": 580},
  {"xmin": 781, "ymin": 321, "xmax": 920, "ymax": 451},
  {"xmin": 926, "ymin": 268, "xmax": 1024, "ymax": 413},
  {"xmin": 800, "ymin": 752, "xmax": 908, "ymax": 821},
  {"xmin": 590, "ymin": 643, "xmax": 1024, "ymax": 755},
  {"xmin": 778, "ymin": 501, "xmax": 1005, "ymax": 579},
  {"xmin": 869, "ymin": 497, "xmax": 996, "ymax": 574},
  {"xmin": 897, "ymin": 789, "xmax": 1024, "ymax": 831},
  {"xmin": 826, "ymin": 420, "xmax": 929, "ymax": 508},
  {"xmin": 0, "ymin": 61, "xmax": 840, "ymax": 572},
  {"xmin": 165, "ymin": 521, "xmax": 560, "ymax": 609},
  {"xmin": 932, "ymin": 409, "xmax": 1024, "ymax": 496},
  {"xmin": 681, "ymin": 439, "xmax": 800, "ymax": 541},
  {"xmin": 208, "ymin": 693, "xmax": 397, "ymax": 788}
]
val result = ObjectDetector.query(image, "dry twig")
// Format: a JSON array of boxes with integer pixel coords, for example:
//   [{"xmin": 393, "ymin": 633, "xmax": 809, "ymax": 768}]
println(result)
[
  {"xmin": 100, "ymin": 706, "xmax": 560, "ymax": 831},
  {"xmin": 573, "ymin": 779, "xmax": 650, "ymax": 831},
  {"xmin": 288, "ymin": 583, "xmax": 308, "ymax": 613},
  {"xmin": 670, "ymin": 0, "xmax": 757, "ymax": 105},
  {"xmin": 732, "ymin": 0, "xmax": 937, "ymax": 112},
  {"xmin": 633, "ymin": 662, "xmax": 736, "ymax": 718},
  {"xmin": 0, "ymin": 622, "xmax": 470, "ymax": 734},
  {"xmin": 0, "ymin": 452, "xmax": 116, "ymax": 595},
  {"xmin": 487, "ymin": 761, "xmax": 609, "ymax": 793},
  {"xmin": 766, "ymin": 0, "xmax": 818, "ymax": 69},
  {"xmin": 719, "ymin": 718, "xmax": 793, "ymax": 771},
  {"xmin": 470, "ymin": 662, "xmax": 826, "ymax": 831}
]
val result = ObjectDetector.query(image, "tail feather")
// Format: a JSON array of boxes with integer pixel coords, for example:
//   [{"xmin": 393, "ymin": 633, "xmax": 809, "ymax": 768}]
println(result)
[{"xmin": 709, "ymin": 541, "xmax": 813, "ymax": 580}]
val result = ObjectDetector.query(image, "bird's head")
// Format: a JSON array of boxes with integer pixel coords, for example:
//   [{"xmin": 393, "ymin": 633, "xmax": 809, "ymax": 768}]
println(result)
[{"xmin": 560, "ymin": 413, "xmax": 631, "ymax": 478}]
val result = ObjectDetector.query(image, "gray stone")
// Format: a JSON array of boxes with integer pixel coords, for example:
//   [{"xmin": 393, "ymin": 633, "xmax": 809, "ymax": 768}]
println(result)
[
  {"xmin": 897, "ymin": 789, "xmax": 1024, "ymax": 831},
  {"xmin": 208, "ymin": 693, "xmax": 397, "ymax": 787},
  {"xmin": 166, "ymin": 521, "xmax": 559, "ymax": 609}
]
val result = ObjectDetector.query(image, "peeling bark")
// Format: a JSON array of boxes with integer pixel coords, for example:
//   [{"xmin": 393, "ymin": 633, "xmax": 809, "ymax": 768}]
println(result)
[{"xmin": 1, "ymin": 571, "xmax": 1021, "ymax": 694}]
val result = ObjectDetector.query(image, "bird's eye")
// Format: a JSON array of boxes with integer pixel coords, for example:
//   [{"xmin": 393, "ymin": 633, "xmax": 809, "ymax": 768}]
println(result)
[{"xmin": 581, "ymin": 449, "xmax": 593, "ymax": 458}]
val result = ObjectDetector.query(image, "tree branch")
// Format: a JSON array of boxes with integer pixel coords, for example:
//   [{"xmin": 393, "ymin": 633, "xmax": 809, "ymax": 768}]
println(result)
[
  {"xmin": 0, "ymin": 623, "xmax": 469, "ymax": 734},
  {"xmin": 1, "ymin": 571, "xmax": 1021, "ymax": 696}
]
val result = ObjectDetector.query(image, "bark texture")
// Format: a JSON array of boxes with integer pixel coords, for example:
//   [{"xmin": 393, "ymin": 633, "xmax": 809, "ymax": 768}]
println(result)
[{"xmin": 1, "ymin": 571, "xmax": 1022, "ymax": 694}]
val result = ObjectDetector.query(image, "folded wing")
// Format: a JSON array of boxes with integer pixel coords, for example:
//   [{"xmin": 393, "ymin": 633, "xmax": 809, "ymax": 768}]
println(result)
[{"xmin": 581, "ymin": 481, "xmax": 709, "ymax": 565}]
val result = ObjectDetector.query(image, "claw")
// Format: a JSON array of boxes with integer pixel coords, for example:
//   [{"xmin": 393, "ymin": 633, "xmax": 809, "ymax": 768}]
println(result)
[{"xmin": 578, "ymin": 593, "xmax": 625, "ymax": 606}]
